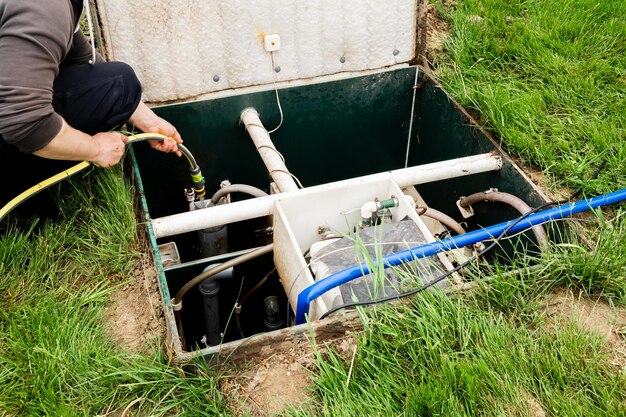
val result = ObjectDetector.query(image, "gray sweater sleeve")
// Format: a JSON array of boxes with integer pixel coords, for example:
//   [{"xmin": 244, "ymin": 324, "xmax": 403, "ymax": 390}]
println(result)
[
  {"xmin": 65, "ymin": 30, "xmax": 104, "ymax": 67},
  {"xmin": 0, "ymin": 1, "xmax": 76, "ymax": 153}
]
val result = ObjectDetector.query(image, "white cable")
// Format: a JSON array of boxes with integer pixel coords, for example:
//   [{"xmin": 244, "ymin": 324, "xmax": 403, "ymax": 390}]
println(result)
[
  {"xmin": 404, "ymin": 67, "xmax": 420, "ymax": 168},
  {"xmin": 267, "ymin": 52, "xmax": 284, "ymax": 134},
  {"xmin": 83, "ymin": 0, "xmax": 97, "ymax": 65}
]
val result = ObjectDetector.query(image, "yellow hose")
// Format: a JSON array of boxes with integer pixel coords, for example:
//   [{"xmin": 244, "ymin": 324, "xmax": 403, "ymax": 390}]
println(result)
[
  {"xmin": 0, "ymin": 161, "xmax": 92, "ymax": 223},
  {"xmin": 0, "ymin": 133, "xmax": 192, "ymax": 224}
]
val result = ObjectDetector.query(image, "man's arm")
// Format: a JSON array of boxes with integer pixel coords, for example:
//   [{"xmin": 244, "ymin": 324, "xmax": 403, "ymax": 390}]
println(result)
[
  {"xmin": 33, "ymin": 119, "xmax": 128, "ymax": 168},
  {"xmin": 0, "ymin": 1, "xmax": 74, "ymax": 153}
]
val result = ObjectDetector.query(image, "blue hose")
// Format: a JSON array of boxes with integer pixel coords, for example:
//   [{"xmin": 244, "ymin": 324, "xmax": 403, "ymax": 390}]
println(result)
[{"xmin": 294, "ymin": 188, "xmax": 626, "ymax": 324}]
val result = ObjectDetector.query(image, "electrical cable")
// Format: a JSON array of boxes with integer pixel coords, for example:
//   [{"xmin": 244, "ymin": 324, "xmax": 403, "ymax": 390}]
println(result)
[
  {"xmin": 319, "ymin": 200, "xmax": 556, "ymax": 320},
  {"xmin": 404, "ymin": 67, "xmax": 420, "ymax": 168},
  {"xmin": 267, "ymin": 51, "xmax": 284, "ymax": 134},
  {"xmin": 244, "ymin": 125, "xmax": 305, "ymax": 189},
  {"xmin": 317, "ymin": 162, "xmax": 612, "ymax": 321},
  {"xmin": 255, "ymin": 144, "xmax": 286, "ymax": 163},
  {"xmin": 0, "ymin": 133, "xmax": 203, "ymax": 225},
  {"xmin": 320, "ymin": 188, "xmax": 616, "ymax": 319},
  {"xmin": 220, "ymin": 274, "xmax": 246, "ymax": 346}
]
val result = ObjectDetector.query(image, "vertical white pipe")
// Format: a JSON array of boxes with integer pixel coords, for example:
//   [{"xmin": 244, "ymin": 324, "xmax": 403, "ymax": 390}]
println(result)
[{"xmin": 240, "ymin": 108, "xmax": 299, "ymax": 193}]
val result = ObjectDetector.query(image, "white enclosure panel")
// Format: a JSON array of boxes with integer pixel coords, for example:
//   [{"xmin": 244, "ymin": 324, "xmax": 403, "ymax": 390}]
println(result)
[{"xmin": 96, "ymin": 0, "xmax": 417, "ymax": 103}]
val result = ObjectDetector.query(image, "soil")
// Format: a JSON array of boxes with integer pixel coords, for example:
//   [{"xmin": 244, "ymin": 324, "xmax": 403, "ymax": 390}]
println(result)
[
  {"xmin": 103, "ymin": 252, "xmax": 166, "ymax": 354},
  {"xmin": 220, "ymin": 337, "xmax": 357, "ymax": 416},
  {"xmin": 519, "ymin": 389, "xmax": 547, "ymax": 417},
  {"xmin": 541, "ymin": 290, "xmax": 626, "ymax": 371},
  {"xmin": 425, "ymin": 3, "xmax": 451, "ymax": 64},
  {"xmin": 221, "ymin": 341, "xmax": 315, "ymax": 417}
]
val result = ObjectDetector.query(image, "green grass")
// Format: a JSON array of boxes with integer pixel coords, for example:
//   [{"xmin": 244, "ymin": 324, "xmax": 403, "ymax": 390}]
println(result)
[
  {"xmin": 539, "ymin": 211, "xmax": 626, "ymax": 304},
  {"xmin": 296, "ymin": 291, "xmax": 625, "ymax": 417},
  {"xmin": 432, "ymin": 0, "xmax": 626, "ymax": 195},
  {"xmin": 0, "ymin": 168, "xmax": 227, "ymax": 416}
]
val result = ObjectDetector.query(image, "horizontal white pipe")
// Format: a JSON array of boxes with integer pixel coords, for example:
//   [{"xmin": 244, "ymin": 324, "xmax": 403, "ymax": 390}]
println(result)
[
  {"xmin": 152, "ymin": 152, "xmax": 502, "ymax": 238},
  {"xmin": 240, "ymin": 108, "xmax": 299, "ymax": 193}
]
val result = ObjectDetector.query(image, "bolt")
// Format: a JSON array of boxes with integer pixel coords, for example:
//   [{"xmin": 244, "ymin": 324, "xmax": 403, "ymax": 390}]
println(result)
[
  {"xmin": 274, "ymin": 65, "xmax": 281, "ymax": 73},
  {"xmin": 213, "ymin": 75, "xmax": 220, "ymax": 82},
  {"xmin": 393, "ymin": 49, "xmax": 400, "ymax": 56},
  {"xmin": 340, "ymin": 56, "xmax": 346, "ymax": 63}
]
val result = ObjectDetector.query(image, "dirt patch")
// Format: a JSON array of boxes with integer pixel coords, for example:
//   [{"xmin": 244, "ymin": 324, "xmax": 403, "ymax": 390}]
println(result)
[
  {"xmin": 221, "ymin": 337, "xmax": 358, "ymax": 416},
  {"xmin": 221, "ymin": 340, "xmax": 316, "ymax": 416},
  {"xmin": 541, "ymin": 290, "xmax": 626, "ymax": 370},
  {"xmin": 103, "ymin": 253, "xmax": 166, "ymax": 353},
  {"xmin": 520, "ymin": 389, "xmax": 547, "ymax": 417},
  {"xmin": 425, "ymin": 3, "xmax": 451, "ymax": 63},
  {"xmin": 506, "ymin": 388, "xmax": 547, "ymax": 417},
  {"xmin": 522, "ymin": 166, "xmax": 566, "ymax": 202}
]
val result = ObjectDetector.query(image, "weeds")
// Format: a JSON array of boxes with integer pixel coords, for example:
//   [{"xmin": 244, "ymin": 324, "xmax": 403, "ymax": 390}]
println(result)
[
  {"xmin": 297, "ymin": 291, "xmax": 625, "ymax": 417},
  {"xmin": 433, "ymin": 0, "xmax": 626, "ymax": 196},
  {"xmin": 538, "ymin": 210, "xmax": 626, "ymax": 305},
  {"xmin": 0, "ymin": 168, "xmax": 226, "ymax": 416}
]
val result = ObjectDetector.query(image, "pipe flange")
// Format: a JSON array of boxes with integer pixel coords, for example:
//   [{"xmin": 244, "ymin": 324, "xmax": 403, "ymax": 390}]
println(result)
[{"xmin": 456, "ymin": 198, "xmax": 475, "ymax": 219}]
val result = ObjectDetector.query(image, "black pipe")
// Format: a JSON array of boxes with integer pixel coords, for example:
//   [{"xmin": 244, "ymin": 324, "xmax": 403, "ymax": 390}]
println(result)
[
  {"xmin": 263, "ymin": 295, "xmax": 283, "ymax": 331},
  {"xmin": 199, "ymin": 265, "xmax": 234, "ymax": 347}
]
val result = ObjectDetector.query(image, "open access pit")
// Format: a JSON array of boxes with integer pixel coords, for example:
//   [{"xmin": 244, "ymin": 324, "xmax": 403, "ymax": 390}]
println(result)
[{"xmin": 129, "ymin": 66, "xmax": 551, "ymax": 362}]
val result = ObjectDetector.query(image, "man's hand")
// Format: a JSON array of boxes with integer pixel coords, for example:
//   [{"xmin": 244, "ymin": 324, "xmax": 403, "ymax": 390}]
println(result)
[
  {"xmin": 129, "ymin": 102, "xmax": 183, "ymax": 157},
  {"xmin": 90, "ymin": 132, "xmax": 129, "ymax": 168},
  {"xmin": 34, "ymin": 120, "xmax": 128, "ymax": 169}
]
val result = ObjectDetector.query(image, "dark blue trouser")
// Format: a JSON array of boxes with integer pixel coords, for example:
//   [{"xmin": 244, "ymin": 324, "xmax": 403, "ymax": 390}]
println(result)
[{"xmin": 0, "ymin": 61, "xmax": 142, "ymax": 222}]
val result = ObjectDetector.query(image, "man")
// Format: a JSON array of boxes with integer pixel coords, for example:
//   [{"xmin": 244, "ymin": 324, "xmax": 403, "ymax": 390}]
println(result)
[{"xmin": 0, "ymin": 0, "xmax": 181, "ymax": 219}]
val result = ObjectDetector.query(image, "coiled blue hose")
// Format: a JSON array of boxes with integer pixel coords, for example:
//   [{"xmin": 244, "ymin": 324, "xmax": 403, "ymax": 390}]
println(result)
[{"xmin": 294, "ymin": 188, "xmax": 626, "ymax": 324}]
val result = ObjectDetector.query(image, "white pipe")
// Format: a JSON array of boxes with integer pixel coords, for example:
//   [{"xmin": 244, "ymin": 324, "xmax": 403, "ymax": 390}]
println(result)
[
  {"xmin": 240, "ymin": 108, "xmax": 299, "ymax": 193},
  {"xmin": 360, "ymin": 201, "xmax": 379, "ymax": 225},
  {"xmin": 404, "ymin": 194, "xmax": 417, "ymax": 210},
  {"xmin": 152, "ymin": 152, "xmax": 502, "ymax": 238}
]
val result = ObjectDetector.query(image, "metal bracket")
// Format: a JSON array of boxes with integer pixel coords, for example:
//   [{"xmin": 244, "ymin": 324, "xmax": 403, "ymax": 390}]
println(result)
[{"xmin": 456, "ymin": 198, "xmax": 475, "ymax": 219}]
